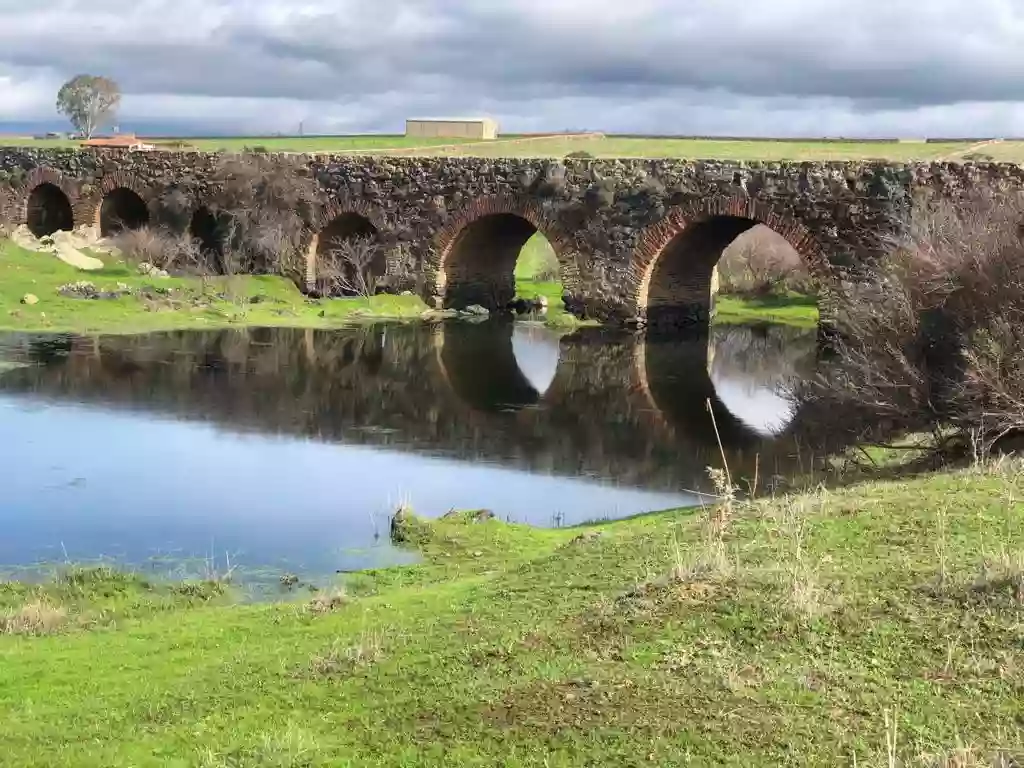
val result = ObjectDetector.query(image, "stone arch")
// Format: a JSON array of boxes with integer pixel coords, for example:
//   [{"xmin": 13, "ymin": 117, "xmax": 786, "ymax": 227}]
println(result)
[
  {"xmin": 632, "ymin": 195, "xmax": 832, "ymax": 329},
  {"xmin": 432, "ymin": 194, "xmax": 581, "ymax": 311},
  {"xmin": 306, "ymin": 199, "xmax": 388, "ymax": 294},
  {"xmin": 19, "ymin": 168, "xmax": 80, "ymax": 237},
  {"xmin": 87, "ymin": 174, "xmax": 152, "ymax": 237}
]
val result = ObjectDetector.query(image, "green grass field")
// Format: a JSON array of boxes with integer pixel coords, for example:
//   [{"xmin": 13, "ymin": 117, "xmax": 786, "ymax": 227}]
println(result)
[
  {"xmin": 0, "ymin": 239, "xmax": 586, "ymax": 333},
  {"xmin": 715, "ymin": 292, "xmax": 820, "ymax": 328},
  {"xmin": 2, "ymin": 462, "xmax": 1021, "ymax": 766},
  {"xmin": 0, "ymin": 240, "xmax": 427, "ymax": 334},
  {"xmin": 0, "ymin": 238, "xmax": 816, "ymax": 334},
  {"xmin": 514, "ymin": 232, "xmax": 560, "ymax": 281},
  {"xmin": 3, "ymin": 133, "xmax": 1021, "ymax": 161}
]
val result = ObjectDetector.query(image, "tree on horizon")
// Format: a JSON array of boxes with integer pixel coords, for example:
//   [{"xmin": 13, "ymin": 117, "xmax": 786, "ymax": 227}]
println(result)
[{"xmin": 56, "ymin": 75, "xmax": 121, "ymax": 139}]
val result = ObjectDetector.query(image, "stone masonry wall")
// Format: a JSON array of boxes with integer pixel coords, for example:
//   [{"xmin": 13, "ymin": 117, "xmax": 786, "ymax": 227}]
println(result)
[{"xmin": 2, "ymin": 147, "xmax": 1023, "ymax": 324}]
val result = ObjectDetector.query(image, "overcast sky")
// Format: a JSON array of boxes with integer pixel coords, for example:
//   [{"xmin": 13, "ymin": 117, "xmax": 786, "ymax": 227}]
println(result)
[{"xmin": 1, "ymin": 0, "xmax": 1024, "ymax": 136}]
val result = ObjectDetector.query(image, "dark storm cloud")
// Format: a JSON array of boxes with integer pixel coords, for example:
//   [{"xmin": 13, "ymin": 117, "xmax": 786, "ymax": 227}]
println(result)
[{"xmin": 0, "ymin": 0, "xmax": 1023, "ymax": 132}]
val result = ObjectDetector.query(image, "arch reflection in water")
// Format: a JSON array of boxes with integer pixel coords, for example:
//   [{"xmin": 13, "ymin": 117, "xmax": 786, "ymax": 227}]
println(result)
[
  {"xmin": 510, "ymin": 324, "xmax": 560, "ymax": 397},
  {"xmin": 708, "ymin": 324, "xmax": 818, "ymax": 437},
  {"xmin": 436, "ymin": 319, "xmax": 562, "ymax": 412},
  {"xmin": 0, "ymin": 322, "xmax": 819, "ymax": 579}
]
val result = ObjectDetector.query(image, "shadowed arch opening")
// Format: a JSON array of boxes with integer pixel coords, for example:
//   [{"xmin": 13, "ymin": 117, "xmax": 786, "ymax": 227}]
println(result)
[
  {"xmin": 26, "ymin": 183, "xmax": 74, "ymax": 237},
  {"xmin": 314, "ymin": 212, "xmax": 384, "ymax": 296},
  {"xmin": 641, "ymin": 215, "xmax": 817, "ymax": 331},
  {"xmin": 189, "ymin": 205, "xmax": 226, "ymax": 273},
  {"xmin": 99, "ymin": 187, "xmax": 149, "ymax": 236},
  {"xmin": 441, "ymin": 213, "xmax": 539, "ymax": 310},
  {"xmin": 439, "ymin": 320, "xmax": 556, "ymax": 412}
]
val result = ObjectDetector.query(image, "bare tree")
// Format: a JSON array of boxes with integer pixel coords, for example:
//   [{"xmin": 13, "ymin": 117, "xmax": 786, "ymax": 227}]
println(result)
[
  {"xmin": 718, "ymin": 225, "xmax": 813, "ymax": 297},
  {"xmin": 318, "ymin": 236, "xmax": 386, "ymax": 297},
  {"xmin": 56, "ymin": 75, "xmax": 121, "ymax": 139}
]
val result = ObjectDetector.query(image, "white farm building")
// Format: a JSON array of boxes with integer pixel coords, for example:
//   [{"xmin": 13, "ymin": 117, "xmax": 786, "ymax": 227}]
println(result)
[{"xmin": 405, "ymin": 117, "xmax": 499, "ymax": 140}]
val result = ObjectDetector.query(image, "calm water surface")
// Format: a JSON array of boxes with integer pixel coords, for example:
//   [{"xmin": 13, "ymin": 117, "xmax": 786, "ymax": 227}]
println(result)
[{"xmin": 0, "ymin": 320, "xmax": 817, "ymax": 585}]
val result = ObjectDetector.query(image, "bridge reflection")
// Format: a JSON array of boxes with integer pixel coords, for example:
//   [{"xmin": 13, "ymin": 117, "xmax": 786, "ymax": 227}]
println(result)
[{"xmin": 0, "ymin": 321, "xmax": 830, "ymax": 496}]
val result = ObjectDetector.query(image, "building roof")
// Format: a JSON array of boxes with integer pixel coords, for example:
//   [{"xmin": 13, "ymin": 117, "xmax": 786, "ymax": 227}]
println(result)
[
  {"xmin": 406, "ymin": 117, "xmax": 496, "ymax": 123},
  {"xmin": 81, "ymin": 134, "xmax": 155, "ymax": 148}
]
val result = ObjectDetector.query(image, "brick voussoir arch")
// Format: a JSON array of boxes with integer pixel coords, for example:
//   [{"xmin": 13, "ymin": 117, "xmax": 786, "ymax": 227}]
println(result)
[
  {"xmin": 433, "ymin": 193, "xmax": 582, "ymax": 294},
  {"xmin": 631, "ymin": 193, "xmax": 831, "ymax": 313},
  {"xmin": 17, "ymin": 167, "xmax": 86, "ymax": 227},
  {"xmin": 314, "ymin": 197, "xmax": 388, "ymax": 234},
  {"xmin": 83, "ymin": 172, "xmax": 155, "ymax": 228},
  {"xmin": 304, "ymin": 196, "xmax": 390, "ymax": 290}
]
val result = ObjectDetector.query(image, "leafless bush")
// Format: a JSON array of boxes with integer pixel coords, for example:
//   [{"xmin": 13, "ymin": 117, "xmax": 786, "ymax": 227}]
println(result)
[
  {"xmin": 206, "ymin": 154, "xmax": 318, "ymax": 283},
  {"xmin": 317, "ymin": 235, "xmax": 387, "ymax": 297},
  {"xmin": 113, "ymin": 226, "xmax": 213, "ymax": 274},
  {"xmin": 793, "ymin": 190, "xmax": 1024, "ymax": 457},
  {"xmin": 718, "ymin": 225, "xmax": 814, "ymax": 297}
]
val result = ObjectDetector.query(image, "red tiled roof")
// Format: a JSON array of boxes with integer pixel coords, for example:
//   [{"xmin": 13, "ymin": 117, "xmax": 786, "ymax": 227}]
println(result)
[{"xmin": 81, "ymin": 135, "xmax": 144, "ymax": 147}]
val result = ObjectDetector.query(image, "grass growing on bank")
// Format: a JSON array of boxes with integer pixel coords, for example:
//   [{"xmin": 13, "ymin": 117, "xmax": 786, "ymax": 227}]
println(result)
[
  {"xmin": 2, "ymin": 238, "xmax": 820, "ymax": 335},
  {"xmin": 715, "ymin": 292, "xmax": 820, "ymax": 328},
  {"xmin": 1, "ymin": 465, "xmax": 1022, "ymax": 766},
  {"xmin": 0, "ymin": 240, "xmax": 594, "ymax": 334},
  {"xmin": 0, "ymin": 240, "xmax": 428, "ymax": 334}
]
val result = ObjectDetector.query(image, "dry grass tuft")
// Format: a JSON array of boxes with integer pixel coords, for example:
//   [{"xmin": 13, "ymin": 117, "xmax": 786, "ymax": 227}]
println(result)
[
  {"xmin": 0, "ymin": 599, "xmax": 68, "ymax": 635},
  {"xmin": 306, "ymin": 588, "xmax": 349, "ymax": 616},
  {"xmin": 973, "ymin": 547, "xmax": 1024, "ymax": 603},
  {"xmin": 308, "ymin": 629, "xmax": 384, "ymax": 678}
]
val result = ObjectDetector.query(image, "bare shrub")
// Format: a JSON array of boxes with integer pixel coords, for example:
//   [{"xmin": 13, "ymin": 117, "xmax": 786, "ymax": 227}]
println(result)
[
  {"xmin": 206, "ymin": 154, "xmax": 317, "ymax": 283},
  {"xmin": 317, "ymin": 235, "xmax": 387, "ymax": 297},
  {"xmin": 718, "ymin": 225, "xmax": 814, "ymax": 297},
  {"xmin": 794, "ymin": 190, "xmax": 1024, "ymax": 457},
  {"xmin": 113, "ymin": 226, "xmax": 211, "ymax": 274}
]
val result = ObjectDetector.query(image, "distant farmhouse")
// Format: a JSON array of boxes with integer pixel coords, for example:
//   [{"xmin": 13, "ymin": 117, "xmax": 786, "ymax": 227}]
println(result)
[
  {"xmin": 81, "ymin": 133, "xmax": 157, "ymax": 151},
  {"xmin": 405, "ymin": 117, "xmax": 499, "ymax": 140}
]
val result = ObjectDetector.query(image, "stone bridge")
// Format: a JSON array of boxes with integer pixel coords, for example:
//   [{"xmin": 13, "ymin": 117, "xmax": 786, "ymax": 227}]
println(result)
[
  {"xmin": 2, "ymin": 148, "xmax": 1019, "ymax": 327},
  {"xmin": 0, "ymin": 323, "xmax": 833, "ymax": 496}
]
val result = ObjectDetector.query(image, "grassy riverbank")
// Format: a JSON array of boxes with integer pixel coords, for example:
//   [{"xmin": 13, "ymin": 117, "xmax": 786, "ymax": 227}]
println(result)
[
  {"xmin": 1, "ymin": 464, "xmax": 1021, "ymax": 765},
  {"xmin": 0, "ymin": 240, "xmax": 428, "ymax": 334},
  {"xmin": 1, "ymin": 239, "xmax": 815, "ymax": 334},
  {"xmin": 715, "ymin": 292, "xmax": 820, "ymax": 328}
]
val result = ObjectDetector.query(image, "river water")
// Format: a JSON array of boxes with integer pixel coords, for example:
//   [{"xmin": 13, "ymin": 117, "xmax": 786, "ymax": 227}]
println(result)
[{"xmin": 0, "ymin": 320, "xmax": 818, "ymax": 586}]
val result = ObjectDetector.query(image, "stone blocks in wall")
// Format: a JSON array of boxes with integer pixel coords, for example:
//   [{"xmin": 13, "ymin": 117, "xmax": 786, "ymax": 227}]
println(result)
[{"xmin": 1, "ymin": 147, "xmax": 1020, "ymax": 325}]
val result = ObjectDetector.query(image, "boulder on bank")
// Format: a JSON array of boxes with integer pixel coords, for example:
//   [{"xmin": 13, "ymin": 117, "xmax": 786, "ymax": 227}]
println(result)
[
  {"xmin": 11, "ymin": 224, "xmax": 107, "ymax": 271},
  {"xmin": 137, "ymin": 262, "xmax": 170, "ymax": 278}
]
